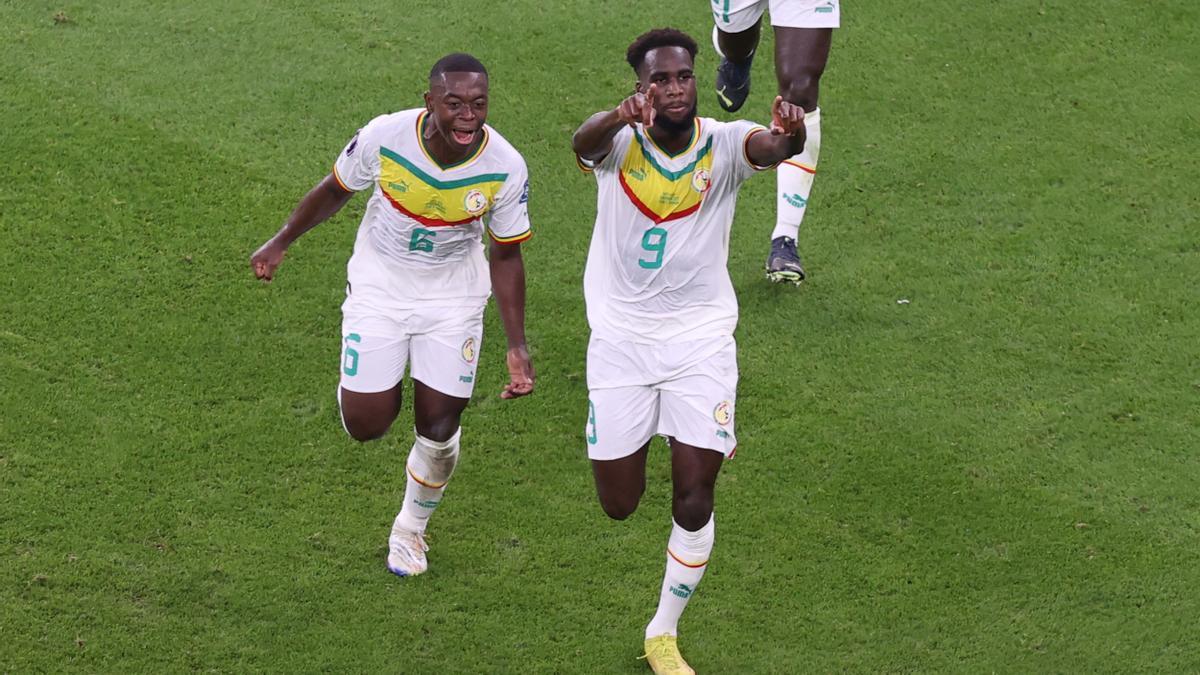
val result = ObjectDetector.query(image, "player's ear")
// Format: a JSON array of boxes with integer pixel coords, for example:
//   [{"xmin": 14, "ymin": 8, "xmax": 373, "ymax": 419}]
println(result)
[{"xmin": 423, "ymin": 91, "xmax": 433, "ymax": 112}]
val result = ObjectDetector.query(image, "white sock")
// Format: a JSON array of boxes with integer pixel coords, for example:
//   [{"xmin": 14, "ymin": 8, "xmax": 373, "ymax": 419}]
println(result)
[
  {"xmin": 395, "ymin": 428, "xmax": 461, "ymax": 534},
  {"xmin": 645, "ymin": 515, "xmax": 715, "ymax": 639},
  {"xmin": 772, "ymin": 107, "xmax": 822, "ymax": 241}
]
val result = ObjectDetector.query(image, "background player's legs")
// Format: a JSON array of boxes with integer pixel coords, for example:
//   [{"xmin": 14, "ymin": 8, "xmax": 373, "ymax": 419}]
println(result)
[
  {"xmin": 645, "ymin": 440, "xmax": 723, "ymax": 640},
  {"xmin": 767, "ymin": 27, "xmax": 832, "ymax": 283},
  {"xmin": 590, "ymin": 441, "xmax": 651, "ymax": 521},
  {"xmin": 339, "ymin": 385, "xmax": 403, "ymax": 442},
  {"xmin": 716, "ymin": 19, "xmax": 761, "ymax": 62},
  {"xmin": 714, "ymin": 19, "xmax": 763, "ymax": 112},
  {"xmin": 774, "ymin": 27, "xmax": 831, "ymax": 112}
]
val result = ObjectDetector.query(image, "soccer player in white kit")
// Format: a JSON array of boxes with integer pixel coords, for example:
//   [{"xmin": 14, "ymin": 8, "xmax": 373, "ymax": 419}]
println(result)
[
  {"xmin": 250, "ymin": 53, "xmax": 535, "ymax": 578},
  {"xmin": 711, "ymin": 0, "xmax": 840, "ymax": 284},
  {"xmin": 572, "ymin": 29, "xmax": 806, "ymax": 675}
]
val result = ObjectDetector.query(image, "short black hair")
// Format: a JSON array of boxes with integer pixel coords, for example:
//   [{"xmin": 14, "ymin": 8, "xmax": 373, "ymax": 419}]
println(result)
[
  {"xmin": 625, "ymin": 28, "xmax": 698, "ymax": 74},
  {"xmin": 429, "ymin": 52, "xmax": 488, "ymax": 81}
]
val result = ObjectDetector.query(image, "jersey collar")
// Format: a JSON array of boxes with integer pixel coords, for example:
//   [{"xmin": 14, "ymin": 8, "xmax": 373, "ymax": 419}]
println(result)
[
  {"xmin": 415, "ymin": 110, "xmax": 490, "ymax": 171},
  {"xmin": 642, "ymin": 118, "xmax": 701, "ymax": 159}
]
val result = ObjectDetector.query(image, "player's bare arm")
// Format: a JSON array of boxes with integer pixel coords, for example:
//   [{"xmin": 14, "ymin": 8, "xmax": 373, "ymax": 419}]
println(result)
[
  {"xmin": 250, "ymin": 173, "xmax": 354, "ymax": 280},
  {"xmin": 489, "ymin": 239, "xmax": 535, "ymax": 399},
  {"xmin": 571, "ymin": 84, "xmax": 659, "ymax": 163},
  {"xmin": 745, "ymin": 96, "xmax": 807, "ymax": 168}
]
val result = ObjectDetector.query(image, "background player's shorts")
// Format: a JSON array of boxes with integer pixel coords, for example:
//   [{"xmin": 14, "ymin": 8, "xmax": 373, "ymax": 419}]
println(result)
[
  {"xmin": 712, "ymin": 0, "xmax": 841, "ymax": 33},
  {"xmin": 340, "ymin": 302, "xmax": 483, "ymax": 399},
  {"xmin": 585, "ymin": 335, "xmax": 738, "ymax": 460}
]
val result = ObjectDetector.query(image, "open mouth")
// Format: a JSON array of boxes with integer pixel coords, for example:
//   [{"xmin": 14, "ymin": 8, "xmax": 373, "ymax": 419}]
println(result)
[{"xmin": 451, "ymin": 129, "xmax": 477, "ymax": 145}]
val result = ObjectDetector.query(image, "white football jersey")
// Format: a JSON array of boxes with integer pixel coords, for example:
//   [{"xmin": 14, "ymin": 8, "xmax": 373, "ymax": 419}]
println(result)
[
  {"xmin": 333, "ymin": 108, "xmax": 531, "ymax": 311},
  {"xmin": 581, "ymin": 117, "xmax": 771, "ymax": 343}
]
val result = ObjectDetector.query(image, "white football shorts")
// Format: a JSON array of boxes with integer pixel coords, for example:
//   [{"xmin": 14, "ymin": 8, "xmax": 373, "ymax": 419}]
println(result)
[
  {"xmin": 712, "ymin": 0, "xmax": 841, "ymax": 33},
  {"xmin": 585, "ymin": 335, "xmax": 738, "ymax": 460},
  {"xmin": 340, "ymin": 302, "xmax": 483, "ymax": 399}
]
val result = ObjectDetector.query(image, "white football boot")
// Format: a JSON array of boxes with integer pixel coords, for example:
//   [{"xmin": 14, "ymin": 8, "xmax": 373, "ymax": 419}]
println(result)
[{"xmin": 387, "ymin": 516, "xmax": 429, "ymax": 577}]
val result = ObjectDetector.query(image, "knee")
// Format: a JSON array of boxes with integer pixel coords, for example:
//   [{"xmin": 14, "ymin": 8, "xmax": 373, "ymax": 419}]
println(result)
[
  {"xmin": 598, "ymin": 489, "xmax": 643, "ymax": 521},
  {"xmin": 410, "ymin": 429, "xmax": 460, "ymax": 484},
  {"xmin": 672, "ymin": 486, "xmax": 715, "ymax": 530},
  {"xmin": 599, "ymin": 498, "xmax": 638, "ymax": 521},
  {"xmin": 778, "ymin": 68, "xmax": 823, "ymax": 111},
  {"xmin": 341, "ymin": 411, "xmax": 391, "ymax": 443},
  {"xmin": 417, "ymin": 417, "xmax": 460, "ymax": 444}
]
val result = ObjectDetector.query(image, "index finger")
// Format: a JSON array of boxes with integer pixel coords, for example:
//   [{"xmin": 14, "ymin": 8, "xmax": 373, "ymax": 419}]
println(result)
[{"xmin": 644, "ymin": 84, "xmax": 657, "ymax": 127}]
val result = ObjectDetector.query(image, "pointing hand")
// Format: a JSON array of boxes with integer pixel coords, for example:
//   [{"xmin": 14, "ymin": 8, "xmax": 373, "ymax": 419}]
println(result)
[
  {"xmin": 616, "ymin": 83, "xmax": 658, "ymax": 129},
  {"xmin": 769, "ymin": 96, "xmax": 805, "ymax": 136}
]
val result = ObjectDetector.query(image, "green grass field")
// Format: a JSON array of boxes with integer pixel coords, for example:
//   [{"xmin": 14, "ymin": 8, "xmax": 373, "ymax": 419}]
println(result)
[{"xmin": 2, "ymin": 0, "xmax": 1198, "ymax": 671}]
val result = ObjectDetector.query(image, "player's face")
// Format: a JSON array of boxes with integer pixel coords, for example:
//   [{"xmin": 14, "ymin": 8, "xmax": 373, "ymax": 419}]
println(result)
[
  {"xmin": 425, "ymin": 72, "xmax": 489, "ymax": 149},
  {"xmin": 638, "ymin": 47, "xmax": 698, "ymax": 131}
]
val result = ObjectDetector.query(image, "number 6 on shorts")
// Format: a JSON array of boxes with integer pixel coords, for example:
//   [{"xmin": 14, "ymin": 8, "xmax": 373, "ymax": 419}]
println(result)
[{"xmin": 343, "ymin": 333, "xmax": 361, "ymax": 376}]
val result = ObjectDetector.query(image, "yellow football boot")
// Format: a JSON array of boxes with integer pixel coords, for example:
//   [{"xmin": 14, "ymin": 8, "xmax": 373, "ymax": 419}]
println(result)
[{"xmin": 642, "ymin": 634, "xmax": 695, "ymax": 675}]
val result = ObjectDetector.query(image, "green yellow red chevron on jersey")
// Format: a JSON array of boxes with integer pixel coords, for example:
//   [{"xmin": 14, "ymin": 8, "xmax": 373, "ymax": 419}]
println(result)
[
  {"xmin": 618, "ymin": 120, "xmax": 714, "ymax": 224},
  {"xmin": 377, "ymin": 118, "xmax": 508, "ymax": 227}
]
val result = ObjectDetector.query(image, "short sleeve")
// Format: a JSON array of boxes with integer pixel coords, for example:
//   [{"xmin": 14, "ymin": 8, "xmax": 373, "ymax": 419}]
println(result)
[
  {"xmin": 332, "ymin": 116, "xmax": 385, "ymax": 191},
  {"xmin": 576, "ymin": 126, "xmax": 634, "ymax": 176},
  {"xmin": 717, "ymin": 119, "xmax": 775, "ymax": 184},
  {"xmin": 486, "ymin": 155, "xmax": 532, "ymax": 244}
]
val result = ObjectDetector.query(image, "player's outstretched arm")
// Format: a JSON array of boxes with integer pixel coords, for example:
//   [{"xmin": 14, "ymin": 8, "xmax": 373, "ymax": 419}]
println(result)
[
  {"xmin": 489, "ymin": 239, "xmax": 535, "ymax": 399},
  {"xmin": 745, "ymin": 96, "xmax": 807, "ymax": 168},
  {"xmin": 572, "ymin": 85, "xmax": 658, "ymax": 163},
  {"xmin": 249, "ymin": 173, "xmax": 354, "ymax": 281}
]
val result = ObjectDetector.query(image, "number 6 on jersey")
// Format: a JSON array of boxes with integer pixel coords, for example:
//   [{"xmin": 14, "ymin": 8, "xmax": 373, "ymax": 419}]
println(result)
[{"xmin": 638, "ymin": 227, "xmax": 668, "ymax": 269}]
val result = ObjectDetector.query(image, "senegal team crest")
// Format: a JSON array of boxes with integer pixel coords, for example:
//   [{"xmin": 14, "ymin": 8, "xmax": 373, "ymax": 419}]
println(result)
[
  {"xmin": 461, "ymin": 337, "xmax": 477, "ymax": 363},
  {"xmin": 464, "ymin": 189, "xmax": 488, "ymax": 216},
  {"xmin": 713, "ymin": 401, "xmax": 732, "ymax": 426},
  {"xmin": 690, "ymin": 168, "xmax": 711, "ymax": 194}
]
